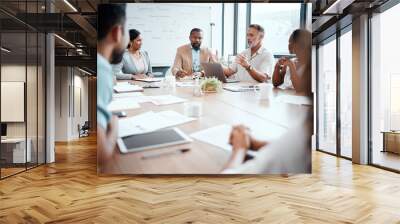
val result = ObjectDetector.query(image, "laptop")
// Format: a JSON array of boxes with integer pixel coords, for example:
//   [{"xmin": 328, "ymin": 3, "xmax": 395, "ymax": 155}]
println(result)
[{"xmin": 201, "ymin": 62, "xmax": 239, "ymax": 83}]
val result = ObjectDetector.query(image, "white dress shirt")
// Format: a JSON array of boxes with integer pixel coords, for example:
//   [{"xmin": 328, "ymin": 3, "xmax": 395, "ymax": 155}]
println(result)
[{"xmin": 229, "ymin": 46, "xmax": 274, "ymax": 83}]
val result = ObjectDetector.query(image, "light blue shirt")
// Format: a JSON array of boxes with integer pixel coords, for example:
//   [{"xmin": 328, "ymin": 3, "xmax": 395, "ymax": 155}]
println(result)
[
  {"xmin": 191, "ymin": 47, "xmax": 201, "ymax": 72},
  {"xmin": 97, "ymin": 53, "xmax": 113, "ymax": 129}
]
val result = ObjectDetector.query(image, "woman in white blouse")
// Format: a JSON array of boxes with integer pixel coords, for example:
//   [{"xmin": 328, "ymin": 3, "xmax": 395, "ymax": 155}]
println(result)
[{"xmin": 113, "ymin": 29, "xmax": 152, "ymax": 80}]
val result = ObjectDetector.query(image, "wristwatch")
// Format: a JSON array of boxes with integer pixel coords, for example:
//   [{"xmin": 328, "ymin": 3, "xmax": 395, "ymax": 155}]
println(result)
[{"xmin": 246, "ymin": 65, "xmax": 253, "ymax": 72}]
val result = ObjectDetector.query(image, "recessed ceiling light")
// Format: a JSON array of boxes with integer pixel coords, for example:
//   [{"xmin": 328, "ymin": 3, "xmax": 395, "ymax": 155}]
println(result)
[
  {"xmin": 1, "ymin": 47, "xmax": 11, "ymax": 53},
  {"xmin": 63, "ymin": 0, "xmax": 78, "ymax": 12},
  {"xmin": 78, "ymin": 67, "xmax": 92, "ymax": 76},
  {"xmin": 54, "ymin": 34, "xmax": 75, "ymax": 48}
]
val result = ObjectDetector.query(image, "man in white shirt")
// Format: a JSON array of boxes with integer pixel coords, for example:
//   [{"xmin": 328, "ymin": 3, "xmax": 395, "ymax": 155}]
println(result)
[{"xmin": 223, "ymin": 24, "xmax": 274, "ymax": 83}]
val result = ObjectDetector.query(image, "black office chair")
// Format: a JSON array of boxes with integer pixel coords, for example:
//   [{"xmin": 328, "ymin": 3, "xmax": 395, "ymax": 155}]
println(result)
[{"xmin": 78, "ymin": 121, "xmax": 90, "ymax": 138}]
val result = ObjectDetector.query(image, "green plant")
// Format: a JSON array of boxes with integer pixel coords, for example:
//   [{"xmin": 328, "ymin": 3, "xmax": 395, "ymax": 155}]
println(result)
[{"xmin": 201, "ymin": 77, "xmax": 222, "ymax": 92}]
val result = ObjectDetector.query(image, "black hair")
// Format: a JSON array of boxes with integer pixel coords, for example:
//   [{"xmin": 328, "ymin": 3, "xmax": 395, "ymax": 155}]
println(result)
[
  {"xmin": 97, "ymin": 4, "xmax": 126, "ymax": 41},
  {"xmin": 190, "ymin": 28, "xmax": 202, "ymax": 35},
  {"xmin": 249, "ymin": 24, "xmax": 264, "ymax": 36},
  {"xmin": 289, "ymin": 29, "xmax": 311, "ymax": 47},
  {"xmin": 129, "ymin": 29, "xmax": 141, "ymax": 41}
]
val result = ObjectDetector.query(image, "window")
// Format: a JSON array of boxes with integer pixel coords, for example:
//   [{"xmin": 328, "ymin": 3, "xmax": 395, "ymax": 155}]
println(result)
[
  {"xmin": 339, "ymin": 28, "xmax": 352, "ymax": 158},
  {"xmin": 370, "ymin": 2, "xmax": 400, "ymax": 171},
  {"xmin": 237, "ymin": 3, "xmax": 247, "ymax": 53},
  {"xmin": 0, "ymin": 1, "xmax": 47, "ymax": 179},
  {"xmin": 250, "ymin": 3, "xmax": 301, "ymax": 55},
  {"xmin": 317, "ymin": 37, "xmax": 337, "ymax": 154},
  {"xmin": 223, "ymin": 3, "xmax": 234, "ymax": 58}
]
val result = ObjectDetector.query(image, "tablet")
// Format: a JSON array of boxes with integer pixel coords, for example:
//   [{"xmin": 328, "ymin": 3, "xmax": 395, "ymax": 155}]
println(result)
[{"xmin": 117, "ymin": 128, "xmax": 192, "ymax": 154}]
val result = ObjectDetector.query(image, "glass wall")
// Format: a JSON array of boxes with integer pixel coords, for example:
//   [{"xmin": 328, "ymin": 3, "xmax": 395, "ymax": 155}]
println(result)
[
  {"xmin": 223, "ymin": 3, "xmax": 234, "ymax": 59},
  {"xmin": 317, "ymin": 36, "xmax": 337, "ymax": 154},
  {"xmin": 370, "ymin": 2, "xmax": 400, "ymax": 171},
  {"xmin": 0, "ymin": 0, "xmax": 46, "ymax": 179},
  {"xmin": 237, "ymin": 3, "xmax": 247, "ymax": 53},
  {"xmin": 251, "ymin": 3, "xmax": 301, "ymax": 55},
  {"xmin": 339, "ymin": 28, "xmax": 352, "ymax": 158}
]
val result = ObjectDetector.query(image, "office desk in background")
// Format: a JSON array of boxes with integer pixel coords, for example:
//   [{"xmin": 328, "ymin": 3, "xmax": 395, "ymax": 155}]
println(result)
[
  {"xmin": 1, "ymin": 138, "xmax": 32, "ymax": 166},
  {"xmin": 98, "ymin": 81, "xmax": 311, "ymax": 174}
]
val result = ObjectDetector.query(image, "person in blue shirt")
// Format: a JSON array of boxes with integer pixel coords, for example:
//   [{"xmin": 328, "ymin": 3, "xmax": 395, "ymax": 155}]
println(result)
[{"xmin": 97, "ymin": 3, "xmax": 129, "ymax": 167}]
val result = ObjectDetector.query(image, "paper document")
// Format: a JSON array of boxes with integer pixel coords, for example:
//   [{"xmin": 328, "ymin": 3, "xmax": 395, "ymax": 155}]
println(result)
[
  {"xmin": 107, "ymin": 98, "xmax": 140, "ymax": 112},
  {"xmin": 113, "ymin": 92, "xmax": 144, "ymax": 98},
  {"xmin": 118, "ymin": 110, "xmax": 195, "ymax": 137},
  {"xmin": 113, "ymin": 83, "xmax": 143, "ymax": 93},
  {"xmin": 134, "ymin": 77, "xmax": 164, "ymax": 82},
  {"xmin": 149, "ymin": 95, "xmax": 187, "ymax": 105},
  {"xmin": 190, "ymin": 124, "xmax": 286, "ymax": 152},
  {"xmin": 275, "ymin": 95, "xmax": 312, "ymax": 105},
  {"xmin": 223, "ymin": 85, "xmax": 258, "ymax": 92}
]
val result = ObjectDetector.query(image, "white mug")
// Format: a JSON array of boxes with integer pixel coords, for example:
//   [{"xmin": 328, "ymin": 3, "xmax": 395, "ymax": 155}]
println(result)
[{"xmin": 259, "ymin": 83, "xmax": 273, "ymax": 100}]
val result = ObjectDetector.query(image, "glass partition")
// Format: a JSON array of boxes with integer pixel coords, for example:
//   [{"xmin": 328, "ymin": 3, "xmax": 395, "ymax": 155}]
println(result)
[{"xmin": 317, "ymin": 36, "xmax": 337, "ymax": 155}]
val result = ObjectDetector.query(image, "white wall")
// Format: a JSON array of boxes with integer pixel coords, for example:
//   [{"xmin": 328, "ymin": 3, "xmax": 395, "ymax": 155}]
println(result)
[
  {"xmin": 54, "ymin": 67, "xmax": 89, "ymax": 141},
  {"xmin": 1, "ymin": 64, "xmax": 46, "ymax": 164}
]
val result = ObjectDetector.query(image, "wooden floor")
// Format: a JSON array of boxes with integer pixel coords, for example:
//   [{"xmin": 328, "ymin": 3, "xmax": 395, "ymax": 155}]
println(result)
[
  {"xmin": 372, "ymin": 150, "xmax": 400, "ymax": 171},
  {"xmin": 1, "ymin": 135, "xmax": 400, "ymax": 223}
]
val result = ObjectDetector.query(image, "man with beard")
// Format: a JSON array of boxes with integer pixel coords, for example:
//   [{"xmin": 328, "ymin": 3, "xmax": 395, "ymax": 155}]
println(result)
[
  {"xmin": 97, "ymin": 3, "xmax": 129, "ymax": 164},
  {"xmin": 172, "ymin": 28, "xmax": 217, "ymax": 78},
  {"xmin": 223, "ymin": 24, "xmax": 274, "ymax": 83}
]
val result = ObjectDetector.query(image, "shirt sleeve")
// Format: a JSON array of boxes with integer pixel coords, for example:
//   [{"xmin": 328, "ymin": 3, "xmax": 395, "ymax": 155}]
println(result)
[
  {"xmin": 228, "ymin": 61, "xmax": 238, "ymax": 73},
  {"xmin": 97, "ymin": 104, "xmax": 110, "ymax": 130},
  {"xmin": 258, "ymin": 52, "xmax": 275, "ymax": 79},
  {"xmin": 113, "ymin": 62, "xmax": 132, "ymax": 80},
  {"xmin": 97, "ymin": 72, "xmax": 112, "ymax": 130}
]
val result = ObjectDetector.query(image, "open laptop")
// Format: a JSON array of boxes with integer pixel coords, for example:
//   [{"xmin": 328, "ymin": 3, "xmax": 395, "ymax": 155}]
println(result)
[{"xmin": 201, "ymin": 62, "xmax": 239, "ymax": 83}]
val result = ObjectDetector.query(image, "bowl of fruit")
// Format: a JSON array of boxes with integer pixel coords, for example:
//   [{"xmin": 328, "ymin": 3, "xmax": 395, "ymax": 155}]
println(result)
[{"xmin": 201, "ymin": 77, "xmax": 222, "ymax": 93}]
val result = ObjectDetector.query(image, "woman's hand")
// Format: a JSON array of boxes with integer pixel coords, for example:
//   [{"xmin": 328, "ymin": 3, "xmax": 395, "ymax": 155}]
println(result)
[
  {"xmin": 133, "ymin": 73, "xmax": 148, "ymax": 80},
  {"xmin": 281, "ymin": 58, "xmax": 295, "ymax": 69},
  {"xmin": 229, "ymin": 125, "xmax": 251, "ymax": 150}
]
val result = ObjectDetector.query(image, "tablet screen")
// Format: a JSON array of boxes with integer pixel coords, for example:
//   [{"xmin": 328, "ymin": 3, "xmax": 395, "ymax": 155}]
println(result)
[{"xmin": 120, "ymin": 128, "xmax": 190, "ymax": 152}]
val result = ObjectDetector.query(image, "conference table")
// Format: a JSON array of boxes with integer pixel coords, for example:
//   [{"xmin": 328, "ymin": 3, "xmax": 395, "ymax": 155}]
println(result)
[{"xmin": 98, "ymin": 80, "xmax": 311, "ymax": 174}]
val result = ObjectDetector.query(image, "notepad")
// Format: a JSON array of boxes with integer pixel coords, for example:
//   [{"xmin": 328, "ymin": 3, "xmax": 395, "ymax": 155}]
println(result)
[
  {"xmin": 134, "ymin": 77, "xmax": 164, "ymax": 82},
  {"xmin": 113, "ymin": 92, "xmax": 144, "ymax": 98},
  {"xmin": 113, "ymin": 83, "xmax": 143, "ymax": 93},
  {"xmin": 148, "ymin": 95, "xmax": 187, "ymax": 105},
  {"xmin": 223, "ymin": 85, "xmax": 259, "ymax": 92},
  {"xmin": 107, "ymin": 98, "xmax": 141, "ymax": 112},
  {"xmin": 118, "ymin": 110, "xmax": 195, "ymax": 137},
  {"xmin": 275, "ymin": 95, "xmax": 312, "ymax": 105}
]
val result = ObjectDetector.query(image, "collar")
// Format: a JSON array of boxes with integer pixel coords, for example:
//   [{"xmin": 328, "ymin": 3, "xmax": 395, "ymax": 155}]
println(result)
[
  {"xmin": 249, "ymin": 45, "xmax": 265, "ymax": 55},
  {"xmin": 190, "ymin": 44, "xmax": 201, "ymax": 52}
]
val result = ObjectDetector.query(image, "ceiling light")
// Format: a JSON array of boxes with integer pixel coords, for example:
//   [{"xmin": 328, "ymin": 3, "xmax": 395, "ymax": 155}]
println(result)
[
  {"xmin": 78, "ymin": 67, "xmax": 92, "ymax": 76},
  {"xmin": 1, "ymin": 47, "xmax": 11, "ymax": 53},
  {"xmin": 54, "ymin": 34, "xmax": 75, "ymax": 48},
  {"xmin": 322, "ymin": 0, "xmax": 354, "ymax": 15},
  {"xmin": 63, "ymin": 0, "xmax": 78, "ymax": 12}
]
